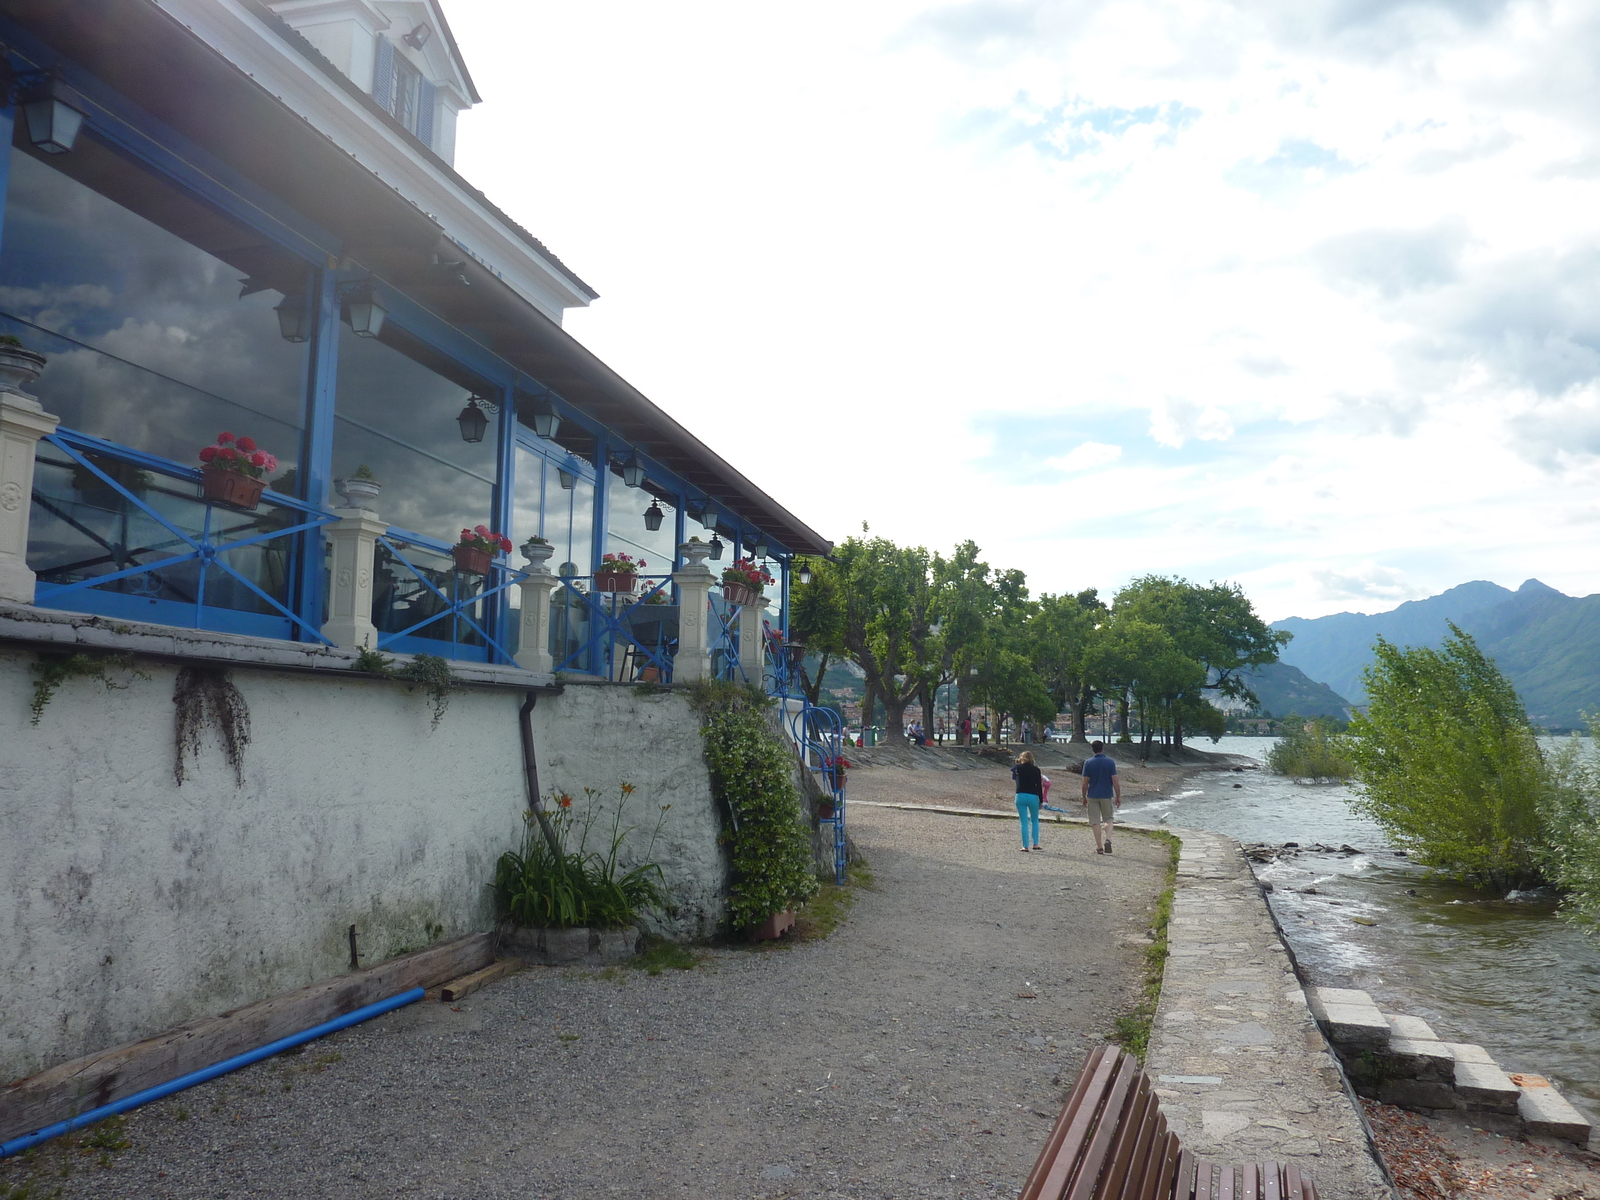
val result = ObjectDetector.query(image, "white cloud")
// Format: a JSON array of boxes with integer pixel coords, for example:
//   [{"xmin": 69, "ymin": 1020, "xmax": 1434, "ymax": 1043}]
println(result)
[
  {"xmin": 1045, "ymin": 441, "xmax": 1123, "ymax": 472},
  {"xmin": 1148, "ymin": 399, "xmax": 1235, "ymax": 448}
]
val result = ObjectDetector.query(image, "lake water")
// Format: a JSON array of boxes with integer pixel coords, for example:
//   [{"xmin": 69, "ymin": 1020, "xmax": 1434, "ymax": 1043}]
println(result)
[{"xmin": 1120, "ymin": 735, "xmax": 1600, "ymax": 1123}]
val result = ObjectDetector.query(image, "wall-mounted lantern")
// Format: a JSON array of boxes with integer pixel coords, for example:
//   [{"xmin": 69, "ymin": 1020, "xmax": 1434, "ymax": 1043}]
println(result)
[
  {"xmin": 621, "ymin": 455, "xmax": 646, "ymax": 489},
  {"xmin": 273, "ymin": 297, "xmax": 309, "ymax": 343},
  {"xmin": 643, "ymin": 501, "xmax": 664, "ymax": 531},
  {"xmin": 698, "ymin": 502, "xmax": 720, "ymax": 530},
  {"xmin": 20, "ymin": 74, "xmax": 86, "ymax": 155},
  {"xmin": 456, "ymin": 397, "xmax": 491, "ymax": 443},
  {"xmin": 708, "ymin": 535, "xmax": 724, "ymax": 561}
]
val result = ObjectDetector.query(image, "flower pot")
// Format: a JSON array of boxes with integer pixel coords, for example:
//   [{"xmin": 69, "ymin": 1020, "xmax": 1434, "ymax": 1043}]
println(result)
[
  {"xmin": 335, "ymin": 476, "xmax": 382, "ymax": 508},
  {"xmin": 521, "ymin": 540, "xmax": 555, "ymax": 568},
  {"xmin": 750, "ymin": 909, "xmax": 795, "ymax": 941},
  {"xmin": 201, "ymin": 466, "xmax": 265, "ymax": 511},
  {"xmin": 0, "ymin": 345, "xmax": 46, "ymax": 394},
  {"xmin": 594, "ymin": 571, "xmax": 636, "ymax": 593},
  {"xmin": 817, "ymin": 801, "xmax": 836, "ymax": 820},
  {"xmin": 452, "ymin": 544, "xmax": 493, "ymax": 575},
  {"xmin": 722, "ymin": 582, "xmax": 761, "ymax": 608}
]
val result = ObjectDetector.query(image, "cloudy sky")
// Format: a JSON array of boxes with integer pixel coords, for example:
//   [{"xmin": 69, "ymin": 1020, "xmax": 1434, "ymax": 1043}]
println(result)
[{"xmin": 448, "ymin": 0, "xmax": 1600, "ymax": 621}]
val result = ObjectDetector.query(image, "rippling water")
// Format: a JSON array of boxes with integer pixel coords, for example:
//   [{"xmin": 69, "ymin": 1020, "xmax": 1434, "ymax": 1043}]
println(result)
[{"xmin": 1120, "ymin": 736, "xmax": 1600, "ymax": 1122}]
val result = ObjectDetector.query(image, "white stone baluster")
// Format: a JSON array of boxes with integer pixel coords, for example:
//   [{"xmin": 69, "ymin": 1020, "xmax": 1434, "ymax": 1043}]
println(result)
[
  {"xmin": 0, "ymin": 383, "xmax": 60, "ymax": 605},
  {"xmin": 322, "ymin": 504, "xmax": 387, "ymax": 650},
  {"xmin": 514, "ymin": 539, "xmax": 558, "ymax": 674},
  {"xmin": 738, "ymin": 592, "xmax": 768, "ymax": 687},
  {"xmin": 670, "ymin": 539, "xmax": 716, "ymax": 683}
]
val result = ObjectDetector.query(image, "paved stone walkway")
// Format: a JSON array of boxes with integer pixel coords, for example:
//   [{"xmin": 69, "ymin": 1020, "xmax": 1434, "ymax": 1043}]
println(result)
[{"xmin": 1148, "ymin": 827, "xmax": 1393, "ymax": 1200}]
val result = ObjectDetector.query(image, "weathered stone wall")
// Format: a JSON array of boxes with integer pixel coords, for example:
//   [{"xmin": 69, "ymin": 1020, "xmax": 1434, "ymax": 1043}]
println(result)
[{"xmin": 0, "ymin": 648, "xmax": 724, "ymax": 1084}]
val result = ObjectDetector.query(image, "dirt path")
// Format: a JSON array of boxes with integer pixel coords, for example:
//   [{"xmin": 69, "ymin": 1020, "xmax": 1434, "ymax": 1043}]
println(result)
[
  {"xmin": 1, "ymin": 807, "xmax": 1170, "ymax": 1200},
  {"xmin": 846, "ymin": 757, "xmax": 1213, "ymax": 815}
]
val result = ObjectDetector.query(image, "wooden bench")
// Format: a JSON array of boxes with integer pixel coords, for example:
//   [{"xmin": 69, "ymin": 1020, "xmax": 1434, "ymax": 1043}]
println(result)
[{"xmin": 1021, "ymin": 1045, "xmax": 1319, "ymax": 1200}]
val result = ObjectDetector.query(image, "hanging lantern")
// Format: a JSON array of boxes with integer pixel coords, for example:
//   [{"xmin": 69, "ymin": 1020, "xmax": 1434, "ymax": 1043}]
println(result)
[
  {"xmin": 798, "ymin": 561, "xmax": 813, "ymax": 586},
  {"xmin": 456, "ymin": 397, "xmax": 490, "ymax": 443},
  {"xmin": 752, "ymin": 536, "xmax": 769, "ymax": 558},
  {"xmin": 558, "ymin": 468, "xmax": 577, "ymax": 490},
  {"xmin": 343, "ymin": 285, "xmax": 387, "ymax": 339},
  {"xmin": 529, "ymin": 401, "xmax": 560, "ymax": 440},
  {"xmin": 274, "ymin": 297, "xmax": 309, "ymax": 343},
  {"xmin": 708, "ymin": 535, "xmax": 724, "ymax": 561},
  {"xmin": 643, "ymin": 500, "xmax": 664, "ymax": 531},
  {"xmin": 698, "ymin": 502, "xmax": 720, "ymax": 530},
  {"xmin": 621, "ymin": 455, "xmax": 646, "ymax": 489},
  {"xmin": 21, "ymin": 75, "xmax": 86, "ymax": 155}
]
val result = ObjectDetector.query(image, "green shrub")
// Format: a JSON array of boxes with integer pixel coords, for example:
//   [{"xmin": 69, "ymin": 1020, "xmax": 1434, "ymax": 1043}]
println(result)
[
  {"xmin": 689, "ymin": 681, "xmax": 819, "ymax": 931},
  {"xmin": 1345, "ymin": 626, "xmax": 1547, "ymax": 888},
  {"xmin": 1537, "ymin": 730, "xmax": 1600, "ymax": 931},
  {"xmin": 494, "ymin": 785, "xmax": 666, "ymax": 929},
  {"xmin": 1265, "ymin": 715, "xmax": 1355, "ymax": 781}
]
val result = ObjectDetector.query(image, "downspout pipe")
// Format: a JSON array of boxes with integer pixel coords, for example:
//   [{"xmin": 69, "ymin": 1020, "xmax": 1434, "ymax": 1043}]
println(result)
[
  {"xmin": 519, "ymin": 691, "xmax": 563, "ymax": 859},
  {"xmin": 0, "ymin": 986, "xmax": 423, "ymax": 1159}
]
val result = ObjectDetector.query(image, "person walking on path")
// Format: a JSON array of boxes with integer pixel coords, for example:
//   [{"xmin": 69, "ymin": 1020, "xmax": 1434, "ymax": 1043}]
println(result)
[
  {"xmin": 958, "ymin": 714, "xmax": 971, "ymax": 746},
  {"xmin": 1013, "ymin": 750, "xmax": 1044, "ymax": 852},
  {"xmin": 977, "ymin": 716, "xmax": 989, "ymax": 744},
  {"xmin": 1080, "ymin": 740, "xmax": 1122, "ymax": 854}
]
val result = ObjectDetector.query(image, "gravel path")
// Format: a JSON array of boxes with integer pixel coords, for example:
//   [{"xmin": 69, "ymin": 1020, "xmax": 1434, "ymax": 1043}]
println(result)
[
  {"xmin": 847, "ymin": 760, "xmax": 1209, "ymax": 815},
  {"xmin": 1, "ymin": 805, "xmax": 1170, "ymax": 1200}
]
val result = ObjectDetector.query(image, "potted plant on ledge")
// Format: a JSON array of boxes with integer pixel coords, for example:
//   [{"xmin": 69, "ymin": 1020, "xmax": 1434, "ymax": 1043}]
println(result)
[
  {"xmin": 454, "ymin": 525, "xmax": 513, "ymax": 575},
  {"xmin": 721, "ymin": 558, "xmax": 773, "ymax": 608},
  {"xmin": 335, "ymin": 464, "xmax": 381, "ymax": 508},
  {"xmin": 0, "ymin": 334, "xmax": 46, "ymax": 392},
  {"xmin": 197, "ymin": 431, "xmax": 278, "ymax": 510},
  {"xmin": 594, "ymin": 552, "xmax": 645, "ymax": 593}
]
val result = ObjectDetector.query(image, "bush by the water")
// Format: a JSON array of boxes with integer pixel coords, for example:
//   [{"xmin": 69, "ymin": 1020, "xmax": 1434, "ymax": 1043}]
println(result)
[
  {"xmin": 1265, "ymin": 715, "xmax": 1354, "ymax": 781},
  {"xmin": 1345, "ymin": 627, "xmax": 1549, "ymax": 890},
  {"xmin": 1537, "ymin": 734, "xmax": 1600, "ymax": 931},
  {"xmin": 494, "ymin": 785, "xmax": 666, "ymax": 929}
]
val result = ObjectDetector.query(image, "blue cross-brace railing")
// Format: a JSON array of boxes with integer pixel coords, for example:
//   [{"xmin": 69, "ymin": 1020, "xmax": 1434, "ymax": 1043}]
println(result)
[
  {"xmin": 552, "ymin": 574, "xmax": 679, "ymax": 681},
  {"xmin": 708, "ymin": 591, "xmax": 746, "ymax": 683},
  {"xmin": 34, "ymin": 429, "xmax": 340, "ymax": 644},
  {"xmin": 374, "ymin": 531, "xmax": 525, "ymax": 663},
  {"xmin": 770, "ymin": 637, "xmax": 849, "ymax": 884}
]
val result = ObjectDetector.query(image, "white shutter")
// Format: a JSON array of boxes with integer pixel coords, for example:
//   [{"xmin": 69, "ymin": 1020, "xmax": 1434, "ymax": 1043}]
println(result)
[
  {"xmin": 372, "ymin": 35, "xmax": 395, "ymax": 112},
  {"xmin": 416, "ymin": 79, "xmax": 437, "ymax": 147}
]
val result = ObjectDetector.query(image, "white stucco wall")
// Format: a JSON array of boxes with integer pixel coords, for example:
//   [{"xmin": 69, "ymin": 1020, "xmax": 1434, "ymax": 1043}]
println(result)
[{"xmin": 0, "ymin": 651, "xmax": 725, "ymax": 1084}]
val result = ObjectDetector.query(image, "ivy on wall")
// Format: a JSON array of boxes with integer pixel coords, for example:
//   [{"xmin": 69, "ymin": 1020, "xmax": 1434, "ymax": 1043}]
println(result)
[{"xmin": 688, "ymin": 681, "xmax": 819, "ymax": 931}]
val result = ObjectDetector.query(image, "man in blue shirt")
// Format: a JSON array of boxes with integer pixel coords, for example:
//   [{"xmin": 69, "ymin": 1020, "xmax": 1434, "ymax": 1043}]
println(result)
[{"xmin": 1080, "ymin": 741, "xmax": 1121, "ymax": 855}]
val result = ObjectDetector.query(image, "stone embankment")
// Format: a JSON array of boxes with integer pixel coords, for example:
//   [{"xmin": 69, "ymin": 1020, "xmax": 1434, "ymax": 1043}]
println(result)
[{"xmin": 1306, "ymin": 986, "xmax": 1592, "ymax": 1145}]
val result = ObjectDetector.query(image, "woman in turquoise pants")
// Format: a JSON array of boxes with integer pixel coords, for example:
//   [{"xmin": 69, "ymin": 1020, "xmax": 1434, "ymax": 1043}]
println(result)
[{"xmin": 1013, "ymin": 750, "xmax": 1043, "ymax": 851}]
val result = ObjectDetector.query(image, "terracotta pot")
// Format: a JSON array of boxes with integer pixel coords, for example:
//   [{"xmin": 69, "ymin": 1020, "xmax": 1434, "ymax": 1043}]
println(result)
[
  {"xmin": 452, "ymin": 544, "xmax": 493, "ymax": 575},
  {"xmin": 722, "ymin": 581, "xmax": 761, "ymax": 608},
  {"xmin": 749, "ymin": 909, "xmax": 795, "ymax": 942},
  {"xmin": 594, "ymin": 571, "xmax": 636, "ymax": 593},
  {"xmin": 201, "ymin": 466, "xmax": 266, "ymax": 511},
  {"xmin": 817, "ymin": 802, "xmax": 836, "ymax": 820}
]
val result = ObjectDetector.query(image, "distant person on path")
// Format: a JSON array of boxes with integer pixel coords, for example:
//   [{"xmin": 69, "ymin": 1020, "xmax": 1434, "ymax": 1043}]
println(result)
[
  {"xmin": 1012, "ymin": 750, "xmax": 1043, "ymax": 852},
  {"xmin": 1080, "ymin": 741, "xmax": 1121, "ymax": 854},
  {"xmin": 977, "ymin": 717, "xmax": 989, "ymax": 744},
  {"xmin": 959, "ymin": 715, "xmax": 972, "ymax": 745}
]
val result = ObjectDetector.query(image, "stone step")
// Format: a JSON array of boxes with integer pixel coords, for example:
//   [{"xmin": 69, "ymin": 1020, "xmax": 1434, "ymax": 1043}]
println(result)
[
  {"xmin": 1514, "ymin": 1076, "xmax": 1592, "ymax": 1146},
  {"xmin": 1385, "ymin": 1036, "xmax": 1456, "ymax": 1082},
  {"xmin": 1444, "ymin": 1042, "xmax": 1495, "ymax": 1066},
  {"xmin": 1383, "ymin": 1012, "xmax": 1440, "ymax": 1042},
  {"xmin": 1306, "ymin": 987, "xmax": 1390, "ymax": 1051},
  {"xmin": 1452, "ymin": 1060, "xmax": 1521, "ymax": 1115}
]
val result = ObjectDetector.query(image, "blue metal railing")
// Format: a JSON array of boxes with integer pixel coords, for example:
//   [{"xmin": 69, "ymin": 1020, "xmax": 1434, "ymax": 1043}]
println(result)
[
  {"xmin": 373, "ymin": 530, "xmax": 525, "ymax": 663},
  {"xmin": 32, "ymin": 429, "xmax": 338, "ymax": 643},
  {"xmin": 551, "ymin": 574, "xmax": 677, "ymax": 681},
  {"xmin": 769, "ymin": 636, "xmax": 849, "ymax": 884}
]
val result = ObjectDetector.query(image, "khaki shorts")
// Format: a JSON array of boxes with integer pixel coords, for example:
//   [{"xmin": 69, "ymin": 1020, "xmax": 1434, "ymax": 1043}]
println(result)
[{"xmin": 1085, "ymin": 795, "xmax": 1116, "ymax": 825}]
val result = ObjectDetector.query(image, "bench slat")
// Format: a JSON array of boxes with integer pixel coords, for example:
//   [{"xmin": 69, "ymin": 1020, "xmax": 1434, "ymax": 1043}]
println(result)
[
  {"xmin": 1117, "ymin": 1084, "xmax": 1165, "ymax": 1200},
  {"xmin": 1065, "ymin": 1053, "xmax": 1141, "ymax": 1200},
  {"xmin": 1264, "ymin": 1161, "xmax": 1282, "ymax": 1200},
  {"xmin": 1098, "ymin": 1070, "xmax": 1154, "ymax": 1199},
  {"xmin": 1021, "ymin": 1045, "xmax": 1119, "ymax": 1200},
  {"xmin": 1143, "ymin": 1129, "xmax": 1181, "ymax": 1200}
]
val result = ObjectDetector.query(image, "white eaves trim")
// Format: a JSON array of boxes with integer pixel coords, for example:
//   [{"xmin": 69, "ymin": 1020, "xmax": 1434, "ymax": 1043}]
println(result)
[{"xmin": 153, "ymin": 0, "xmax": 592, "ymax": 323}]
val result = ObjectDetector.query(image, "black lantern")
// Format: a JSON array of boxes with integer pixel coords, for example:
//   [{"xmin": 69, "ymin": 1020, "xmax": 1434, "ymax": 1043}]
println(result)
[
  {"xmin": 558, "ymin": 468, "xmax": 577, "ymax": 490},
  {"xmin": 344, "ymin": 286, "xmax": 387, "ymax": 338},
  {"xmin": 708, "ymin": 535, "xmax": 724, "ymax": 561},
  {"xmin": 698, "ymin": 502, "xmax": 720, "ymax": 530},
  {"xmin": 798, "ymin": 562, "xmax": 813, "ymax": 586},
  {"xmin": 529, "ymin": 401, "xmax": 560, "ymax": 440},
  {"xmin": 274, "ymin": 297, "xmax": 309, "ymax": 343},
  {"xmin": 752, "ymin": 536, "xmax": 769, "ymax": 558},
  {"xmin": 21, "ymin": 75, "xmax": 85, "ymax": 155},
  {"xmin": 621, "ymin": 455, "xmax": 646, "ymax": 489},
  {"xmin": 456, "ymin": 397, "xmax": 490, "ymax": 443},
  {"xmin": 644, "ymin": 500, "xmax": 664, "ymax": 531}
]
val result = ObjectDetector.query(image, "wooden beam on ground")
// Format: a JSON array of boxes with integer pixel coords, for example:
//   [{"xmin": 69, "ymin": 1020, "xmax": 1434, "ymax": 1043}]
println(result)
[
  {"xmin": 0, "ymin": 932, "xmax": 495, "ymax": 1142},
  {"xmin": 437, "ymin": 958, "xmax": 522, "ymax": 1002}
]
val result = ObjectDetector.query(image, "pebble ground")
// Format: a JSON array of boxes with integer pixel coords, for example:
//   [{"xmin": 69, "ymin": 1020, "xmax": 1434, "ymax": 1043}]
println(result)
[{"xmin": 0, "ymin": 801, "xmax": 1169, "ymax": 1200}]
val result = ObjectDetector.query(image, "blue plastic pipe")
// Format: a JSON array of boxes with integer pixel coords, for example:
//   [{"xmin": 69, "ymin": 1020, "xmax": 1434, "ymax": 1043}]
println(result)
[{"xmin": 0, "ymin": 986, "xmax": 424, "ymax": 1158}]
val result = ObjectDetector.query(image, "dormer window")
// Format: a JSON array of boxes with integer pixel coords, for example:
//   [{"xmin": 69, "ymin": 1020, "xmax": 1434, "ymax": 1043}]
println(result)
[{"xmin": 373, "ymin": 35, "xmax": 436, "ymax": 148}]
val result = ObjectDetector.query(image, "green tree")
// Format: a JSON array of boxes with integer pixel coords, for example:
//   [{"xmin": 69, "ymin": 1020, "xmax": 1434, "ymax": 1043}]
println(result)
[
  {"xmin": 1031, "ymin": 589, "xmax": 1106, "ymax": 741},
  {"xmin": 789, "ymin": 554, "xmax": 846, "ymax": 708},
  {"xmin": 1345, "ymin": 626, "xmax": 1547, "ymax": 887},
  {"xmin": 1082, "ymin": 617, "xmax": 1206, "ymax": 753},
  {"xmin": 832, "ymin": 532, "xmax": 935, "ymax": 740}
]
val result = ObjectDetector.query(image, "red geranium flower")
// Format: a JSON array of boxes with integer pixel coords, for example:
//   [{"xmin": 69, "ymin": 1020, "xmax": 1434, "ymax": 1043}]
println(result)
[
  {"xmin": 217, "ymin": 432, "xmax": 234, "ymax": 444},
  {"xmin": 198, "ymin": 446, "xmax": 217, "ymax": 463},
  {"xmin": 235, "ymin": 436, "xmax": 257, "ymax": 454}
]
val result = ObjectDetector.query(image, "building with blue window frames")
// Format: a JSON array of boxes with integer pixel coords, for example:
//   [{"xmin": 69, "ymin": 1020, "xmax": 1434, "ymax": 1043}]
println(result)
[{"xmin": 0, "ymin": 0, "xmax": 830, "ymax": 675}]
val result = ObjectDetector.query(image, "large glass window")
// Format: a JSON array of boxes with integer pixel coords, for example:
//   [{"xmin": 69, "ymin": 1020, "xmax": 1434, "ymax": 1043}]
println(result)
[
  {"xmin": 605, "ymin": 470, "xmax": 677, "ymax": 578},
  {"xmin": 331, "ymin": 327, "xmax": 495, "ymax": 541},
  {"xmin": 0, "ymin": 144, "xmax": 308, "ymax": 481}
]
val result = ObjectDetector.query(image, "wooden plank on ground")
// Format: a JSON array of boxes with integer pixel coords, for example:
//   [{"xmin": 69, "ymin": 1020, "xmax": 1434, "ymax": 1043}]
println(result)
[
  {"xmin": 0, "ymin": 931, "xmax": 495, "ymax": 1141},
  {"xmin": 439, "ymin": 958, "xmax": 522, "ymax": 1002}
]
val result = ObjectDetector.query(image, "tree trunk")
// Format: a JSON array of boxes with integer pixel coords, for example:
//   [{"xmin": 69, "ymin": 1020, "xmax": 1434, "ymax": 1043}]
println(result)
[
  {"xmin": 861, "ymin": 678, "xmax": 875, "ymax": 743},
  {"xmin": 956, "ymin": 677, "xmax": 972, "ymax": 744},
  {"xmin": 882, "ymin": 692, "xmax": 908, "ymax": 741},
  {"xmin": 1117, "ymin": 690, "xmax": 1130, "ymax": 742},
  {"xmin": 1173, "ymin": 713, "xmax": 1185, "ymax": 751},
  {"xmin": 1072, "ymin": 683, "xmax": 1092, "ymax": 742}
]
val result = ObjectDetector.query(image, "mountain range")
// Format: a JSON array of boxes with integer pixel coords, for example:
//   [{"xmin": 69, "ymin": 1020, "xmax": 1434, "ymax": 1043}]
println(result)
[{"xmin": 1271, "ymin": 579, "xmax": 1600, "ymax": 729}]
